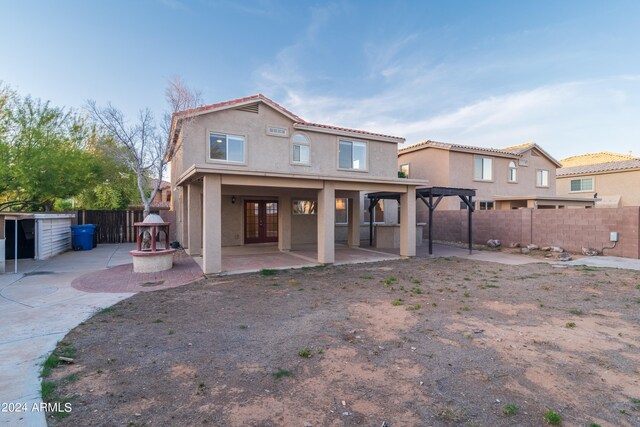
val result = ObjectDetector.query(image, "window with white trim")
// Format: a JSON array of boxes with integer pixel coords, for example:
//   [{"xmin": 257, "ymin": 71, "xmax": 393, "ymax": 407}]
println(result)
[
  {"xmin": 478, "ymin": 201, "xmax": 494, "ymax": 210},
  {"xmin": 508, "ymin": 160, "xmax": 517, "ymax": 182},
  {"xmin": 400, "ymin": 163, "xmax": 410, "ymax": 178},
  {"xmin": 536, "ymin": 169, "xmax": 549, "ymax": 187},
  {"xmin": 338, "ymin": 140, "xmax": 367, "ymax": 170},
  {"xmin": 209, "ymin": 132, "xmax": 245, "ymax": 162},
  {"xmin": 291, "ymin": 133, "xmax": 310, "ymax": 164},
  {"xmin": 335, "ymin": 198, "xmax": 348, "ymax": 224},
  {"xmin": 474, "ymin": 157, "xmax": 493, "ymax": 181},
  {"xmin": 570, "ymin": 178, "xmax": 593, "ymax": 192}
]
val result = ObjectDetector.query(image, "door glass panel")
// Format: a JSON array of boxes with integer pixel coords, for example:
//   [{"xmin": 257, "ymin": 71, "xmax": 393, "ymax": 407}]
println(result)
[
  {"xmin": 265, "ymin": 202, "xmax": 278, "ymax": 238},
  {"xmin": 245, "ymin": 202, "xmax": 260, "ymax": 240}
]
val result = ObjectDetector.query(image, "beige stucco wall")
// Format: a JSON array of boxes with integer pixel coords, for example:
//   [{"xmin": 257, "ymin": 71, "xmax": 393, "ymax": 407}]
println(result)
[
  {"xmin": 172, "ymin": 104, "xmax": 400, "ymax": 182},
  {"xmin": 557, "ymin": 169, "xmax": 640, "ymax": 207},
  {"xmin": 399, "ymin": 146, "xmax": 558, "ymax": 210}
]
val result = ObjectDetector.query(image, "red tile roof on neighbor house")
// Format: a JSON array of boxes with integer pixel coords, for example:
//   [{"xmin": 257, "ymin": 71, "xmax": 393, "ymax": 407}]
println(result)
[
  {"xmin": 557, "ymin": 158, "xmax": 640, "ymax": 176},
  {"xmin": 399, "ymin": 140, "xmax": 521, "ymax": 157},
  {"xmin": 172, "ymin": 94, "xmax": 404, "ymax": 142}
]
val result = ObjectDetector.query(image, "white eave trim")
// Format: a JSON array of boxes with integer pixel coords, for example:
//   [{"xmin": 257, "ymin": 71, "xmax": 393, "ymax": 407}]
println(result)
[{"xmin": 293, "ymin": 123, "xmax": 404, "ymax": 144}]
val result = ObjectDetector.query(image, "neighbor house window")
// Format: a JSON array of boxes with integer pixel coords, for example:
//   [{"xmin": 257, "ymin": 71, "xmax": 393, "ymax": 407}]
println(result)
[
  {"xmin": 338, "ymin": 140, "xmax": 367, "ymax": 170},
  {"xmin": 460, "ymin": 201, "xmax": 469, "ymax": 210},
  {"xmin": 570, "ymin": 178, "xmax": 593, "ymax": 192},
  {"xmin": 364, "ymin": 199, "xmax": 384, "ymax": 223},
  {"xmin": 335, "ymin": 198, "xmax": 348, "ymax": 224},
  {"xmin": 209, "ymin": 133, "xmax": 245, "ymax": 162},
  {"xmin": 400, "ymin": 163, "xmax": 410, "ymax": 178},
  {"xmin": 474, "ymin": 157, "xmax": 493, "ymax": 181},
  {"xmin": 478, "ymin": 201, "xmax": 494, "ymax": 210},
  {"xmin": 293, "ymin": 200, "xmax": 317, "ymax": 215},
  {"xmin": 536, "ymin": 169, "xmax": 549, "ymax": 187},
  {"xmin": 508, "ymin": 161, "xmax": 517, "ymax": 182},
  {"xmin": 291, "ymin": 133, "xmax": 310, "ymax": 164}
]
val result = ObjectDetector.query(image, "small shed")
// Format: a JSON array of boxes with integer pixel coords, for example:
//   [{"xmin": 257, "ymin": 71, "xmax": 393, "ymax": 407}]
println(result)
[{"xmin": 1, "ymin": 212, "xmax": 75, "ymax": 273}]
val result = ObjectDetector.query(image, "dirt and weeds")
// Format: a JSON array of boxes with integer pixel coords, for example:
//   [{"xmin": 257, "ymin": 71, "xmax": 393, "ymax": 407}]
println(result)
[{"xmin": 46, "ymin": 257, "xmax": 640, "ymax": 426}]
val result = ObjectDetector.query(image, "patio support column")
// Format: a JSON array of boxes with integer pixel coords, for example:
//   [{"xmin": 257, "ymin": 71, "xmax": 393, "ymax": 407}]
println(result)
[
  {"xmin": 347, "ymin": 192, "xmax": 360, "ymax": 248},
  {"xmin": 400, "ymin": 186, "xmax": 416, "ymax": 257},
  {"xmin": 202, "ymin": 174, "xmax": 222, "ymax": 274},
  {"xmin": 278, "ymin": 195, "xmax": 291, "ymax": 251},
  {"xmin": 317, "ymin": 181, "xmax": 335, "ymax": 264},
  {"xmin": 180, "ymin": 187, "xmax": 188, "ymax": 248},
  {"xmin": 187, "ymin": 182, "xmax": 202, "ymax": 256}
]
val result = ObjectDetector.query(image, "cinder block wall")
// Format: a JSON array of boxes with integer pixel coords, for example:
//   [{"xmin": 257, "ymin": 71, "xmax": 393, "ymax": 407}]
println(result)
[{"xmin": 426, "ymin": 207, "xmax": 640, "ymax": 259}]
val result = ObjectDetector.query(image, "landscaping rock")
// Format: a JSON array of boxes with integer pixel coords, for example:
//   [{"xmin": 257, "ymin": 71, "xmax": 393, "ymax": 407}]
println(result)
[
  {"xmin": 541, "ymin": 246, "xmax": 551, "ymax": 251},
  {"xmin": 487, "ymin": 239, "xmax": 501, "ymax": 248},
  {"xmin": 557, "ymin": 252, "xmax": 572, "ymax": 261},
  {"xmin": 509, "ymin": 242, "xmax": 521, "ymax": 248},
  {"xmin": 551, "ymin": 246, "xmax": 564, "ymax": 253},
  {"xmin": 526, "ymin": 244, "xmax": 539, "ymax": 250},
  {"xmin": 520, "ymin": 247, "xmax": 530, "ymax": 254},
  {"xmin": 582, "ymin": 247, "xmax": 600, "ymax": 256}
]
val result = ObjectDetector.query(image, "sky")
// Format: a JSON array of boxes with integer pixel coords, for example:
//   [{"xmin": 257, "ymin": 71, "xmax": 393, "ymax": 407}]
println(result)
[{"xmin": 1, "ymin": 0, "xmax": 639, "ymax": 160}]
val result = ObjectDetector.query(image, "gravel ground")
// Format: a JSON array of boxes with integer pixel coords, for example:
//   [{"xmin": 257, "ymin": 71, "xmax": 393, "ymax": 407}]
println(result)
[{"xmin": 45, "ymin": 256, "xmax": 640, "ymax": 426}]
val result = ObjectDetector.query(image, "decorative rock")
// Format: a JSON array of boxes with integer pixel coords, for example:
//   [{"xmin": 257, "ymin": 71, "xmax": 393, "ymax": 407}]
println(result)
[
  {"xmin": 551, "ymin": 246, "xmax": 564, "ymax": 253},
  {"xmin": 541, "ymin": 246, "xmax": 551, "ymax": 251},
  {"xmin": 487, "ymin": 239, "xmax": 501, "ymax": 248},
  {"xmin": 509, "ymin": 242, "xmax": 521, "ymax": 248},
  {"xmin": 582, "ymin": 247, "xmax": 599, "ymax": 256},
  {"xmin": 526, "ymin": 244, "xmax": 539, "ymax": 250},
  {"xmin": 520, "ymin": 247, "xmax": 530, "ymax": 254},
  {"xmin": 557, "ymin": 252, "xmax": 572, "ymax": 261}
]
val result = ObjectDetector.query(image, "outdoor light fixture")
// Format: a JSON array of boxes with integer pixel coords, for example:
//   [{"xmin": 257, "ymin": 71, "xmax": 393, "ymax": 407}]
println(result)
[{"xmin": 231, "ymin": 196, "xmax": 236, "ymax": 204}]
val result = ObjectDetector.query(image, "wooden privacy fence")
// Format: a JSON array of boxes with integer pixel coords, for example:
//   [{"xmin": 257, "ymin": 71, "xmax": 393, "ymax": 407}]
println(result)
[{"xmin": 77, "ymin": 210, "xmax": 145, "ymax": 244}]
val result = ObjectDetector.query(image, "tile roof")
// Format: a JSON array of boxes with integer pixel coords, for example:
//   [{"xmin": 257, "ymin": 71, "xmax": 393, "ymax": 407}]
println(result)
[
  {"xmin": 501, "ymin": 142, "xmax": 536, "ymax": 154},
  {"xmin": 560, "ymin": 152, "xmax": 637, "ymax": 167},
  {"xmin": 399, "ymin": 140, "xmax": 520, "ymax": 156},
  {"xmin": 557, "ymin": 159, "xmax": 640, "ymax": 176},
  {"xmin": 173, "ymin": 94, "xmax": 403, "ymax": 142}
]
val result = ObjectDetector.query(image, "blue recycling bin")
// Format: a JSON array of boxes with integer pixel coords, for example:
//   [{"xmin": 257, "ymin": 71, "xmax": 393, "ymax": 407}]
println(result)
[{"xmin": 71, "ymin": 224, "xmax": 96, "ymax": 251}]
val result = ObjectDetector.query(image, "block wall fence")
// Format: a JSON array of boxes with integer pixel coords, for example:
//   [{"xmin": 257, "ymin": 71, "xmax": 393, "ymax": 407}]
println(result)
[{"xmin": 425, "ymin": 207, "xmax": 640, "ymax": 259}]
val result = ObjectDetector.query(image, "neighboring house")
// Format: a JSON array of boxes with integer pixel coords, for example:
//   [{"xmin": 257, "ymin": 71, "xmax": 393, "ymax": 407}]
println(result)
[
  {"xmin": 150, "ymin": 179, "xmax": 172, "ymax": 208},
  {"xmin": 397, "ymin": 141, "xmax": 592, "ymax": 212},
  {"xmin": 169, "ymin": 94, "xmax": 425, "ymax": 274},
  {"xmin": 557, "ymin": 152, "xmax": 640, "ymax": 207}
]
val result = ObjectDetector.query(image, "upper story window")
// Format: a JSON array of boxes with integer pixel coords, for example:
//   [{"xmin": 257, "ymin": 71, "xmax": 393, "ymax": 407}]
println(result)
[
  {"xmin": 570, "ymin": 178, "xmax": 593, "ymax": 192},
  {"xmin": 508, "ymin": 160, "xmax": 517, "ymax": 182},
  {"xmin": 536, "ymin": 169, "xmax": 549, "ymax": 187},
  {"xmin": 474, "ymin": 157, "xmax": 493, "ymax": 181},
  {"xmin": 209, "ymin": 132, "xmax": 245, "ymax": 163},
  {"xmin": 399, "ymin": 163, "xmax": 410, "ymax": 178},
  {"xmin": 291, "ymin": 133, "xmax": 310, "ymax": 164},
  {"xmin": 338, "ymin": 139, "xmax": 367, "ymax": 170}
]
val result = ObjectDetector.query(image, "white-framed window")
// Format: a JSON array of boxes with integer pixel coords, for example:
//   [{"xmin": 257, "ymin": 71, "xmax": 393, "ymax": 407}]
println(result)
[
  {"xmin": 335, "ymin": 198, "xmax": 348, "ymax": 224},
  {"xmin": 536, "ymin": 169, "xmax": 549, "ymax": 187},
  {"xmin": 508, "ymin": 160, "xmax": 517, "ymax": 182},
  {"xmin": 570, "ymin": 178, "xmax": 593, "ymax": 192},
  {"xmin": 338, "ymin": 139, "xmax": 367, "ymax": 170},
  {"xmin": 209, "ymin": 132, "xmax": 245, "ymax": 163},
  {"xmin": 399, "ymin": 163, "xmax": 410, "ymax": 178},
  {"xmin": 364, "ymin": 199, "xmax": 385, "ymax": 223},
  {"xmin": 474, "ymin": 157, "xmax": 493, "ymax": 181},
  {"xmin": 292, "ymin": 200, "xmax": 317, "ymax": 215},
  {"xmin": 478, "ymin": 201, "xmax": 494, "ymax": 210},
  {"xmin": 291, "ymin": 133, "xmax": 310, "ymax": 164}
]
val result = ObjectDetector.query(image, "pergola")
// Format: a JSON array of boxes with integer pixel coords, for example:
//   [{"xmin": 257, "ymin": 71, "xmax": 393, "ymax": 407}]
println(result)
[{"xmin": 367, "ymin": 187, "xmax": 476, "ymax": 255}]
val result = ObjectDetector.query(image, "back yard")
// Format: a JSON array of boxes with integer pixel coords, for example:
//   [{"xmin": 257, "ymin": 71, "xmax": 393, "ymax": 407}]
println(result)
[{"xmin": 46, "ymin": 257, "xmax": 640, "ymax": 426}]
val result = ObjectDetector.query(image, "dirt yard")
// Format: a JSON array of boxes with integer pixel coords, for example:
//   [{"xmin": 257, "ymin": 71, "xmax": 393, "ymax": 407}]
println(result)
[{"xmin": 46, "ymin": 257, "xmax": 640, "ymax": 426}]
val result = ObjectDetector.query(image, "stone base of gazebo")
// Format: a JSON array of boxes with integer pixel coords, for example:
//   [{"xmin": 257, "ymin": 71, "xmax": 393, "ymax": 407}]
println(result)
[{"xmin": 130, "ymin": 249, "xmax": 176, "ymax": 273}]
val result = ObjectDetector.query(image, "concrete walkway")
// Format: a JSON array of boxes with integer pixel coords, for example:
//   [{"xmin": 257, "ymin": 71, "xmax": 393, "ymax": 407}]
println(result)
[
  {"xmin": 564, "ymin": 255, "xmax": 640, "ymax": 271},
  {"xmin": 0, "ymin": 244, "xmax": 136, "ymax": 427}
]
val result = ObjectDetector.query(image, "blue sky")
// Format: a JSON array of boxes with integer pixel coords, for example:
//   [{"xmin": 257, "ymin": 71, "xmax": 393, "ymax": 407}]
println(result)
[{"xmin": 1, "ymin": 0, "xmax": 639, "ymax": 159}]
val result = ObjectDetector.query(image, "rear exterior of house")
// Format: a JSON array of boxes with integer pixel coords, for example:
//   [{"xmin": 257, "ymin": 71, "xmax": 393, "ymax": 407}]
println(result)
[
  {"xmin": 398, "ymin": 141, "xmax": 561, "ymax": 212},
  {"xmin": 170, "ymin": 95, "xmax": 425, "ymax": 274},
  {"xmin": 556, "ymin": 152, "xmax": 640, "ymax": 208}
]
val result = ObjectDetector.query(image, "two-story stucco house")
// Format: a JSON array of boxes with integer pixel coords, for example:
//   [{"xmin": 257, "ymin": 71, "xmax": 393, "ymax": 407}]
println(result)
[
  {"xmin": 557, "ymin": 152, "xmax": 640, "ymax": 207},
  {"xmin": 169, "ymin": 94, "xmax": 425, "ymax": 274},
  {"xmin": 397, "ymin": 141, "xmax": 593, "ymax": 214}
]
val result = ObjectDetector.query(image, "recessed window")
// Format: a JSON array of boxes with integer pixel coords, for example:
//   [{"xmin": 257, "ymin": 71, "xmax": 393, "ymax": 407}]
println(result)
[
  {"xmin": 478, "ymin": 201, "xmax": 494, "ymax": 210},
  {"xmin": 291, "ymin": 133, "xmax": 310, "ymax": 164},
  {"xmin": 335, "ymin": 198, "xmax": 348, "ymax": 224},
  {"xmin": 570, "ymin": 178, "xmax": 593, "ymax": 192},
  {"xmin": 474, "ymin": 157, "xmax": 493, "ymax": 181},
  {"xmin": 536, "ymin": 169, "xmax": 549, "ymax": 187},
  {"xmin": 339, "ymin": 140, "xmax": 367, "ymax": 170},
  {"xmin": 400, "ymin": 164, "xmax": 410, "ymax": 178},
  {"xmin": 508, "ymin": 161, "xmax": 517, "ymax": 182},
  {"xmin": 209, "ymin": 133, "xmax": 245, "ymax": 163},
  {"xmin": 292, "ymin": 200, "xmax": 317, "ymax": 215},
  {"xmin": 364, "ymin": 199, "xmax": 384, "ymax": 223}
]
